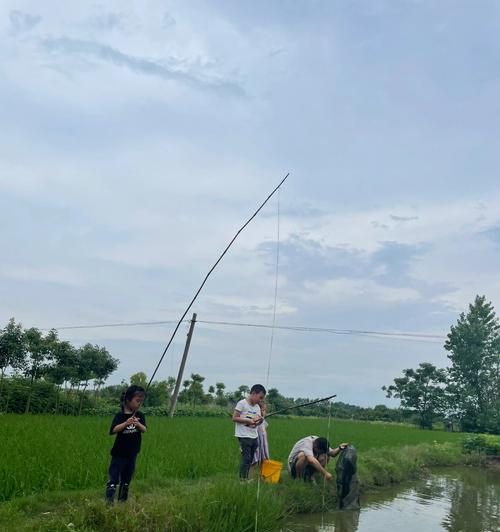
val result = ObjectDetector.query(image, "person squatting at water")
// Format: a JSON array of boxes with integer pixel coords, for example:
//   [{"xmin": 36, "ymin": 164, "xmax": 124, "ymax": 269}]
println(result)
[
  {"xmin": 232, "ymin": 384, "xmax": 267, "ymax": 480},
  {"xmin": 105, "ymin": 385, "xmax": 147, "ymax": 503},
  {"xmin": 288, "ymin": 435, "xmax": 348, "ymax": 482}
]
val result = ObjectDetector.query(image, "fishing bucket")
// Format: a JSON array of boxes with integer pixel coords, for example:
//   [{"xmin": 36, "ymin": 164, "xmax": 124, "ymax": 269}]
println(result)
[{"xmin": 260, "ymin": 459, "xmax": 282, "ymax": 484}]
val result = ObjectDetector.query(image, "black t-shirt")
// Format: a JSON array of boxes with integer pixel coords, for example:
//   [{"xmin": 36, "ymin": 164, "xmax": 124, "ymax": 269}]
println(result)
[{"xmin": 109, "ymin": 411, "xmax": 146, "ymax": 457}]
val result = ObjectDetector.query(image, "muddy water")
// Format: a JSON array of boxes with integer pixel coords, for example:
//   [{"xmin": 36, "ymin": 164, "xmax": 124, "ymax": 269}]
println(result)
[{"xmin": 284, "ymin": 467, "xmax": 499, "ymax": 532}]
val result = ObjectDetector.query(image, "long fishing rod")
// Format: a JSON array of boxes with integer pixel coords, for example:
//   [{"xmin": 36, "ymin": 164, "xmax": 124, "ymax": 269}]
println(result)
[
  {"xmin": 264, "ymin": 394, "xmax": 336, "ymax": 419},
  {"xmin": 145, "ymin": 173, "xmax": 290, "ymax": 392}
]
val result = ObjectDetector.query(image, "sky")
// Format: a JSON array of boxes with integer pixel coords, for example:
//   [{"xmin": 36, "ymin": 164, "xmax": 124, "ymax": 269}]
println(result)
[{"xmin": 1, "ymin": 0, "xmax": 499, "ymax": 406}]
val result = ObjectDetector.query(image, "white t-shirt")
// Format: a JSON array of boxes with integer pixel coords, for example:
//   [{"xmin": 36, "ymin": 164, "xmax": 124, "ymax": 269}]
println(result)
[
  {"xmin": 288, "ymin": 435, "xmax": 334, "ymax": 467},
  {"xmin": 234, "ymin": 398, "xmax": 261, "ymax": 439}
]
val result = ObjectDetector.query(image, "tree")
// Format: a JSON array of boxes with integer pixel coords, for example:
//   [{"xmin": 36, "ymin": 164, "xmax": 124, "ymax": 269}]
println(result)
[
  {"xmin": 231, "ymin": 385, "xmax": 249, "ymax": 402},
  {"xmin": 45, "ymin": 340, "xmax": 77, "ymax": 414},
  {"xmin": 92, "ymin": 349, "xmax": 118, "ymax": 398},
  {"xmin": 0, "ymin": 318, "xmax": 26, "ymax": 399},
  {"xmin": 215, "ymin": 382, "xmax": 227, "ymax": 407},
  {"xmin": 130, "ymin": 372, "xmax": 148, "ymax": 388},
  {"xmin": 23, "ymin": 328, "xmax": 56, "ymax": 414},
  {"xmin": 382, "ymin": 362, "xmax": 448, "ymax": 429},
  {"xmin": 187, "ymin": 373, "xmax": 206, "ymax": 409},
  {"xmin": 445, "ymin": 295, "xmax": 500, "ymax": 433}
]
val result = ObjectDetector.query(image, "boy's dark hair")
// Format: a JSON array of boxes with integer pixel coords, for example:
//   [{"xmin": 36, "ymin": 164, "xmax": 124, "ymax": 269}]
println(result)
[
  {"xmin": 250, "ymin": 384, "xmax": 267, "ymax": 395},
  {"xmin": 120, "ymin": 385, "xmax": 146, "ymax": 412},
  {"xmin": 314, "ymin": 437, "xmax": 330, "ymax": 454}
]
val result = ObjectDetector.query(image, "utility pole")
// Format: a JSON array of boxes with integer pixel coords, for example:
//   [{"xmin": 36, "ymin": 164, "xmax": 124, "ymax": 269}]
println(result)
[{"xmin": 169, "ymin": 313, "xmax": 197, "ymax": 418}]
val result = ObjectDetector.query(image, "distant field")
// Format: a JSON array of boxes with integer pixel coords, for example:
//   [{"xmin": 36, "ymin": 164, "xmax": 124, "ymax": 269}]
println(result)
[{"xmin": 0, "ymin": 414, "xmax": 464, "ymax": 502}]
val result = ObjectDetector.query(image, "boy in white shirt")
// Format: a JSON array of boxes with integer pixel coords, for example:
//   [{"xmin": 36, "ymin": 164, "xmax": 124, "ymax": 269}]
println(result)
[{"xmin": 232, "ymin": 384, "xmax": 266, "ymax": 480}]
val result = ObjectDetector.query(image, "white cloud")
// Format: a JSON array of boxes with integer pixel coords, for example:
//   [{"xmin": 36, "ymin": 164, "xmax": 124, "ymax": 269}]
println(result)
[{"xmin": 304, "ymin": 278, "xmax": 421, "ymax": 306}]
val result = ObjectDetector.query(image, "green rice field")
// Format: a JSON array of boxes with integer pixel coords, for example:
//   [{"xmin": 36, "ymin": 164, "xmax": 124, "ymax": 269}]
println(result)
[{"xmin": 0, "ymin": 414, "xmax": 464, "ymax": 502}]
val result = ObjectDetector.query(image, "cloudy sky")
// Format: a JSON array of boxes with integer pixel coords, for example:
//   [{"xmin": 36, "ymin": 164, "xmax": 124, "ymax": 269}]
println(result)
[{"xmin": 1, "ymin": 1, "xmax": 499, "ymax": 406}]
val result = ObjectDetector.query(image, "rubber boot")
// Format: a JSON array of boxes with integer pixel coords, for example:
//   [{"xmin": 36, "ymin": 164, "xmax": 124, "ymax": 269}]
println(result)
[
  {"xmin": 105, "ymin": 482, "xmax": 116, "ymax": 504},
  {"xmin": 118, "ymin": 482, "xmax": 129, "ymax": 502}
]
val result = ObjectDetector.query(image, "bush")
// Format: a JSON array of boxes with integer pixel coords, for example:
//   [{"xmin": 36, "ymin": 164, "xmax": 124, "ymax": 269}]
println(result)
[{"xmin": 462, "ymin": 434, "xmax": 500, "ymax": 455}]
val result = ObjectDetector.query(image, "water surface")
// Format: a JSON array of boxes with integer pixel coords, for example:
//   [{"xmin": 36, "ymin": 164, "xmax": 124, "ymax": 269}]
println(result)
[{"xmin": 284, "ymin": 467, "xmax": 499, "ymax": 532}]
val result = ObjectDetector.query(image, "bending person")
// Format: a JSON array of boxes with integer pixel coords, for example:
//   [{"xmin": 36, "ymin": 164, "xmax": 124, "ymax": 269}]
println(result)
[{"xmin": 288, "ymin": 435, "xmax": 347, "ymax": 482}]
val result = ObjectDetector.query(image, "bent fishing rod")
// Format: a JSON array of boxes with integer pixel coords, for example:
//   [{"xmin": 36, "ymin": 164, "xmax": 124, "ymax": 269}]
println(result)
[
  {"xmin": 144, "ymin": 172, "xmax": 290, "ymax": 394},
  {"xmin": 264, "ymin": 394, "xmax": 336, "ymax": 419}
]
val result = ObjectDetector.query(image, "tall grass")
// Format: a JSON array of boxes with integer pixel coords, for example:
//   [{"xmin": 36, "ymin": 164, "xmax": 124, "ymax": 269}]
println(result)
[
  {"xmin": 0, "ymin": 414, "xmax": 465, "ymax": 502},
  {"xmin": 0, "ymin": 443, "xmax": 484, "ymax": 532}
]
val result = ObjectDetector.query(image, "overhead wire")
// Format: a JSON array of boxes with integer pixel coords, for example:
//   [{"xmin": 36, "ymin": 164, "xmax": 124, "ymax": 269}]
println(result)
[{"xmin": 47, "ymin": 318, "xmax": 445, "ymax": 344}]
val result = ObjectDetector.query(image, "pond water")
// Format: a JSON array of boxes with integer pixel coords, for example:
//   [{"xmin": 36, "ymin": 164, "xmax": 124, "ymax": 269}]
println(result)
[{"xmin": 284, "ymin": 467, "xmax": 499, "ymax": 532}]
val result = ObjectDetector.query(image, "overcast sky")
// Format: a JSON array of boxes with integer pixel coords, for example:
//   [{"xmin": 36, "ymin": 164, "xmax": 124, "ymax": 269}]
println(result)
[{"xmin": 1, "ymin": 1, "xmax": 499, "ymax": 406}]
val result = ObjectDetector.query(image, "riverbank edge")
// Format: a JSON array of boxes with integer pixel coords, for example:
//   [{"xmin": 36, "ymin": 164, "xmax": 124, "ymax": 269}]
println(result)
[{"xmin": 0, "ymin": 442, "xmax": 487, "ymax": 532}]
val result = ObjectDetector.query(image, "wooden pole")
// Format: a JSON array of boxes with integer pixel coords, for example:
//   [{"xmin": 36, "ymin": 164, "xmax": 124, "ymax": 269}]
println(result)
[{"xmin": 169, "ymin": 313, "xmax": 197, "ymax": 418}]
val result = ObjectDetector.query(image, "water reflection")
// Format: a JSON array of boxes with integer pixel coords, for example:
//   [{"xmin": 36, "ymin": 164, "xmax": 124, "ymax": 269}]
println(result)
[{"xmin": 285, "ymin": 467, "xmax": 499, "ymax": 532}]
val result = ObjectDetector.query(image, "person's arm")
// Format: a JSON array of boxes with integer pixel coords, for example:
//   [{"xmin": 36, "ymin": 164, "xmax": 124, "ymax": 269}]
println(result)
[
  {"xmin": 135, "ymin": 415, "xmax": 147, "ymax": 433},
  {"xmin": 233, "ymin": 410, "xmax": 260, "ymax": 428},
  {"xmin": 111, "ymin": 416, "xmax": 135, "ymax": 434},
  {"xmin": 232, "ymin": 410, "xmax": 257, "ymax": 426},
  {"xmin": 306, "ymin": 455, "xmax": 333, "ymax": 480},
  {"xmin": 328, "ymin": 443, "xmax": 349, "ymax": 458}
]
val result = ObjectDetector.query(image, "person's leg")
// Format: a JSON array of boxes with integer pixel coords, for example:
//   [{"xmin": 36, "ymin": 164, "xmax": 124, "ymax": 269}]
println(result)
[
  {"xmin": 239, "ymin": 438, "xmax": 256, "ymax": 479},
  {"xmin": 303, "ymin": 452, "xmax": 330, "ymax": 482},
  {"xmin": 248, "ymin": 438, "xmax": 259, "ymax": 479},
  {"xmin": 118, "ymin": 455, "xmax": 137, "ymax": 502},
  {"xmin": 292, "ymin": 452, "xmax": 308, "ymax": 479},
  {"xmin": 105, "ymin": 457, "xmax": 122, "ymax": 503}
]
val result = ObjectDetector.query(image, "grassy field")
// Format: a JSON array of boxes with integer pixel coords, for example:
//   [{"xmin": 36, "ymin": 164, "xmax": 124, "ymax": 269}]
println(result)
[{"xmin": 0, "ymin": 414, "xmax": 465, "ymax": 502}]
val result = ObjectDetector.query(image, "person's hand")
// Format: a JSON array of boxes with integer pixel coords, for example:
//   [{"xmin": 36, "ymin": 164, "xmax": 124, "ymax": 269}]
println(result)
[
  {"xmin": 126, "ymin": 416, "xmax": 135, "ymax": 425},
  {"xmin": 339, "ymin": 443, "xmax": 348, "ymax": 450},
  {"xmin": 324, "ymin": 472, "xmax": 333, "ymax": 481}
]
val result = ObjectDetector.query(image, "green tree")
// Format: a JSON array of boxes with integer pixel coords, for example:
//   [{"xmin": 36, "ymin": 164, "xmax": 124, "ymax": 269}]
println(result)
[
  {"xmin": 0, "ymin": 318, "xmax": 26, "ymax": 400},
  {"xmin": 187, "ymin": 373, "xmax": 206, "ymax": 409},
  {"xmin": 215, "ymin": 382, "xmax": 227, "ymax": 407},
  {"xmin": 45, "ymin": 340, "xmax": 77, "ymax": 414},
  {"xmin": 92, "ymin": 349, "xmax": 118, "ymax": 398},
  {"xmin": 23, "ymin": 328, "xmax": 56, "ymax": 414},
  {"xmin": 445, "ymin": 295, "xmax": 500, "ymax": 433},
  {"xmin": 382, "ymin": 362, "xmax": 448, "ymax": 429},
  {"xmin": 130, "ymin": 372, "xmax": 148, "ymax": 388}
]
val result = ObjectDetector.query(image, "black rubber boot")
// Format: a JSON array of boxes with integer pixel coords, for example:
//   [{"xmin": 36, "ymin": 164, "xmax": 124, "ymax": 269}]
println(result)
[
  {"xmin": 118, "ymin": 483, "xmax": 129, "ymax": 502},
  {"xmin": 105, "ymin": 482, "xmax": 116, "ymax": 504}
]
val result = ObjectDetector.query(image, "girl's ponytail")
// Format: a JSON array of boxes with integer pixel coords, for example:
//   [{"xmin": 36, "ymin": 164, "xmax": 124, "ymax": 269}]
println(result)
[{"xmin": 119, "ymin": 391, "xmax": 126, "ymax": 413}]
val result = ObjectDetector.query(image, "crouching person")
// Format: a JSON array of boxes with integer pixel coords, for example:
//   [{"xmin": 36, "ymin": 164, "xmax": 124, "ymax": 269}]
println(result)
[
  {"xmin": 288, "ymin": 435, "xmax": 347, "ymax": 482},
  {"xmin": 105, "ymin": 385, "xmax": 147, "ymax": 503}
]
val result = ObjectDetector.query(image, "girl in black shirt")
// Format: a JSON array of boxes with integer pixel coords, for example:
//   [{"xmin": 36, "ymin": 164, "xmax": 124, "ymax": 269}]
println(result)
[{"xmin": 105, "ymin": 385, "xmax": 147, "ymax": 503}]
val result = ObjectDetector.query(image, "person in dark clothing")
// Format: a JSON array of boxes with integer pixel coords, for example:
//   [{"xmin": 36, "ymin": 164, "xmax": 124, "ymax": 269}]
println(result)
[{"xmin": 105, "ymin": 385, "xmax": 147, "ymax": 503}]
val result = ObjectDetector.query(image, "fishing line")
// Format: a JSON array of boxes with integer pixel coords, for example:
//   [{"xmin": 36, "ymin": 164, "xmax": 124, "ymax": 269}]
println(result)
[
  {"xmin": 144, "ymin": 173, "xmax": 289, "ymax": 392},
  {"xmin": 321, "ymin": 400, "xmax": 333, "ymax": 528},
  {"xmin": 265, "ymin": 189, "xmax": 280, "ymax": 388},
  {"xmin": 257, "ymin": 191, "xmax": 281, "ymax": 532}
]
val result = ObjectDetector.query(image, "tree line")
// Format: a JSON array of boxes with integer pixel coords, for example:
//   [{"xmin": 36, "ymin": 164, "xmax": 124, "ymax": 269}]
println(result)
[
  {"xmin": 2, "ymin": 294, "xmax": 498, "ymax": 432},
  {"xmin": 383, "ymin": 295, "xmax": 500, "ymax": 434},
  {"xmin": 0, "ymin": 319, "xmax": 118, "ymax": 414},
  {"xmin": 100, "ymin": 370, "xmax": 407, "ymax": 423}
]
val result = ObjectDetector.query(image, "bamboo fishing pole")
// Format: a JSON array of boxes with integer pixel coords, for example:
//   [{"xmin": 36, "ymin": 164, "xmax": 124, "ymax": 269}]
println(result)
[
  {"xmin": 145, "ymin": 172, "xmax": 290, "ymax": 394},
  {"xmin": 264, "ymin": 394, "xmax": 336, "ymax": 419}
]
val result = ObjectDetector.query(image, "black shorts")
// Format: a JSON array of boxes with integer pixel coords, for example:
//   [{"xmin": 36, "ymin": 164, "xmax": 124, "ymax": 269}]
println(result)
[{"xmin": 289, "ymin": 455, "xmax": 316, "ymax": 481}]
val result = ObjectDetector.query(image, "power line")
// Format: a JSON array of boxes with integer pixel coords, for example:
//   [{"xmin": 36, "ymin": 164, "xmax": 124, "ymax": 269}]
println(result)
[
  {"xmin": 51, "ymin": 320, "xmax": 178, "ymax": 331},
  {"xmin": 46, "ymin": 317, "xmax": 445, "ymax": 343}
]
